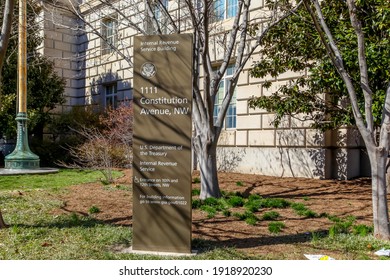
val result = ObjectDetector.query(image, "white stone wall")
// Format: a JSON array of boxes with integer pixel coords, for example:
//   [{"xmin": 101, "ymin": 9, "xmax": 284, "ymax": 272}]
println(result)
[
  {"xmin": 38, "ymin": 4, "xmax": 83, "ymax": 112},
  {"xmin": 215, "ymin": 52, "xmax": 367, "ymax": 179},
  {"xmin": 78, "ymin": 0, "xmax": 136, "ymax": 109}
]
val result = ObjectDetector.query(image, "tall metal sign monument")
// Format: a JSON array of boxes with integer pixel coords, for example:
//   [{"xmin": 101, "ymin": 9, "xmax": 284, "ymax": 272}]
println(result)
[
  {"xmin": 133, "ymin": 34, "xmax": 193, "ymax": 253},
  {"xmin": 5, "ymin": 0, "xmax": 39, "ymax": 169}
]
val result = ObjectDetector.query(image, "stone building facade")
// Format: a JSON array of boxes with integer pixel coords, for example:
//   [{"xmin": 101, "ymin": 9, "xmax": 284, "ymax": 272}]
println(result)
[{"xmin": 37, "ymin": 0, "xmax": 369, "ymax": 179}]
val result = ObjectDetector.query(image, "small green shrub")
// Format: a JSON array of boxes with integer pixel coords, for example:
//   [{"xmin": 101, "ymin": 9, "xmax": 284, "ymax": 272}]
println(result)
[
  {"xmin": 328, "ymin": 216, "xmax": 356, "ymax": 237},
  {"xmin": 203, "ymin": 197, "xmax": 220, "ymax": 206},
  {"xmin": 192, "ymin": 188, "xmax": 201, "ymax": 196},
  {"xmin": 225, "ymin": 191, "xmax": 244, "ymax": 197},
  {"xmin": 217, "ymin": 198, "xmax": 230, "ymax": 210},
  {"xmin": 291, "ymin": 202, "xmax": 318, "ymax": 218},
  {"xmin": 194, "ymin": 197, "xmax": 229, "ymax": 213},
  {"xmin": 222, "ymin": 209, "xmax": 231, "ymax": 217},
  {"xmin": 262, "ymin": 211, "xmax": 280, "ymax": 221},
  {"xmin": 200, "ymin": 205, "xmax": 217, "ymax": 218},
  {"xmin": 245, "ymin": 215, "xmax": 259, "ymax": 226},
  {"xmin": 248, "ymin": 194, "xmax": 262, "ymax": 201},
  {"xmin": 192, "ymin": 199, "xmax": 202, "ymax": 209},
  {"xmin": 244, "ymin": 199, "xmax": 262, "ymax": 212},
  {"xmin": 88, "ymin": 205, "xmax": 101, "ymax": 214},
  {"xmin": 227, "ymin": 196, "xmax": 245, "ymax": 207},
  {"xmin": 233, "ymin": 211, "xmax": 247, "ymax": 220},
  {"xmin": 268, "ymin": 221, "xmax": 286, "ymax": 234},
  {"xmin": 261, "ymin": 197, "xmax": 290, "ymax": 208},
  {"xmin": 236, "ymin": 181, "xmax": 244, "ymax": 186},
  {"xmin": 233, "ymin": 211, "xmax": 259, "ymax": 225},
  {"xmin": 300, "ymin": 210, "xmax": 318, "ymax": 218},
  {"xmin": 244, "ymin": 194, "xmax": 263, "ymax": 212},
  {"xmin": 291, "ymin": 202, "xmax": 306, "ymax": 211},
  {"xmin": 352, "ymin": 224, "xmax": 373, "ymax": 237},
  {"xmin": 192, "ymin": 177, "xmax": 201, "ymax": 184},
  {"xmin": 327, "ymin": 214, "xmax": 341, "ymax": 223}
]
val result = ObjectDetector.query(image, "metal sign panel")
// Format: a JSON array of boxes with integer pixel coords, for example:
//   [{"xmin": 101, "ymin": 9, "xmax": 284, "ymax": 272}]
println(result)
[{"xmin": 132, "ymin": 34, "xmax": 193, "ymax": 253}]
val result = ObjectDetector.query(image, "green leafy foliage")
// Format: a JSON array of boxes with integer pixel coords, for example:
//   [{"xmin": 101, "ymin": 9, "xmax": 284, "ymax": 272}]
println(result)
[
  {"xmin": 88, "ymin": 205, "xmax": 101, "ymax": 214},
  {"xmin": 260, "ymin": 197, "xmax": 291, "ymax": 209},
  {"xmin": 326, "ymin": 215, "xmax": 374, "ymax": 238},
  {"xmin": 195, "ymin": 196, "xmax": 229, "ymax": 214},
  {"xmin": 192, "ymin": 177, "xmax": 201, "ymax": 184},
  {"xmin": 227, "ymin": 196, "xmax": 245, "ymax": 207},
  {"xmin": 268, "ymin": 221, "xmax": 286, "ymax": 234},
  {"xmin": 192, "ymin": 199, "xmax": 202, "ymax": 209},
  {"xmin": 328, "ymin": 215, "xmax": 356, "ymax": 237},
  {"xmin": 222, "ymin": 209, "xmax": 231, "ymax": 217},
  {"xmin": 192, "ymin": 185, "xmax": 321, "ymax": 227},
  {"xmin": 200, "ymin": 205, "xmax": 217, "ymax": 218},
  {"xmin": 203, "ymin": 197, "xmax": 220, "ymax": 207},
  {"xmin": 233, "ymin": 211, "xmax": 259, "ymax": 226},
  {"xmin": 291, "ymin": 202, "xmax": 318, "ymax": 218},
  {"xmin": 0, "ymin": 3, "xmax": 66, "ymax": 139},
  {"xmin": 249, "ymin": 0, "xmax": 390, "ymax": 131},
  {"xmin": 244, "ymin": 198, "xmax": 262, "ymax": 212},
  {"xmin": 192, "ymin": 188, "xmax": 201, "ymax": 196},
  {"xmin": 262, "ymin": 211, "xmax": 280, "ymax": 221},
  {"xmin": 247, "ymin": 194, "xmax": 262, "ymax": 201},
  {"xmin": 353, "ymin": 224, "xmax": 374, "ymax": 237}
]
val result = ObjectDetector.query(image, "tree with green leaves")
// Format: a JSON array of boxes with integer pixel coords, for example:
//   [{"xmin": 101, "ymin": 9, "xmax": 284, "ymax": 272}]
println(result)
[
  {"xmin": 0, "ymin": 1, "xmax": 66, "ymax": 140},
  {"xmin": 249, "ymin": 0, "xmax": 390, "ymax": 239}
]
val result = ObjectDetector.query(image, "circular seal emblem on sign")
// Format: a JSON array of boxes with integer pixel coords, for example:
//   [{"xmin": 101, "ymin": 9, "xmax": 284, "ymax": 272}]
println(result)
[{"xmin": 140, "ymin": 62, "xmax": 156, "ymax": 79}]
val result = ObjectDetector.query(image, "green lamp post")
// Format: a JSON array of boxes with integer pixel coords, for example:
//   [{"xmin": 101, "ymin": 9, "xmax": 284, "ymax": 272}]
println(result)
[{"xmin": 5, "ymin": 0, "xmax": 39, "ymax": 169}]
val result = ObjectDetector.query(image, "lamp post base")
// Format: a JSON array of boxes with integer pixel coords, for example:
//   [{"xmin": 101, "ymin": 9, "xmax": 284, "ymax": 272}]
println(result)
[
  {"xmin": 4, "ymin": 158, "xmax": 40, "ymax": 169},
  {"xmin": 4, "ymin": 113, "xmax": 40, "ymax": 170}
]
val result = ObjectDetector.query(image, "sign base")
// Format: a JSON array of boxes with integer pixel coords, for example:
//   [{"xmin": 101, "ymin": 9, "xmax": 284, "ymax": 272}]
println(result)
[{"xmin": 122, "ymin": 247, "xmax": 198, "ymax": 257}]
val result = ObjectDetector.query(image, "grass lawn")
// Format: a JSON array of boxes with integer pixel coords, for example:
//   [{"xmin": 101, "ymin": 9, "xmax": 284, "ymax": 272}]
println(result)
[
  {"xmin": 0, "ymin": 169, "xmax": 389, "ymax": 260},
  {"xmin": 0, "ymin": 169, "xmax": 119, "ymax": 191}
]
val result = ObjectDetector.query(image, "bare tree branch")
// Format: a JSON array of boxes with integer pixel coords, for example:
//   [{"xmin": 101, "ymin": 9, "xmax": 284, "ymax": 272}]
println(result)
[
  {"xmin": 0, "ymin": 0, "xmax": 16, "ymax": 91},
  {"xmin": 346, "ymin": 0, "xmax": 374, "ymax": 134}
]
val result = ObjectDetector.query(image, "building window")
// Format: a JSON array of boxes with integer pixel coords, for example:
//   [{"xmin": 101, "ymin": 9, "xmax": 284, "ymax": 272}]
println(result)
[
  {"xmin": 214, "ymin": 65, "xmax": 237, "ymax": 129},
  {"xmin": 105, "ymin": 83, "xmax": 118, "ymax": 109},
  {"xmin": 214, "ymin": 0, "xmax": 238, "ymax": 20},
  {"xmin": 101, "ymin": 16, "xmax": 118, "ymax": 55},
  {"xmin": 154, "ymin": 0, "xmax": 168, "ymax": 19},
  {"xmin": 146, "ymin": 0, "xmax": 169, "ymax": 34}
]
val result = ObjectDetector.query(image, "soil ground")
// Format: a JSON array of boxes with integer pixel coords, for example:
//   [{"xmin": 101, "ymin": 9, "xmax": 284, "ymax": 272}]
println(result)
[{"xmin": 55, "ymin": 169, "xmax": 388, "ymax": 259}]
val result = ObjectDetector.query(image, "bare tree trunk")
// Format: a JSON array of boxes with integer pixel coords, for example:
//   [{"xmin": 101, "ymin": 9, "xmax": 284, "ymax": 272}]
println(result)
[
  {"xmin": 0, "ymin": 210, "xmax": 7, "ymax": 229},
  {"xmin": 386, "ymin": 157, "xmax": 390, "ymax": 193},
  {"xmin": 369, "ymin": 148, "xmax": 390, "ymax": 239},
  {"xmin": 0, "ymin": 0, "xmax": 15, "ymax": 229},
  {"xmin": 198, "ymin": 143, "xmax": 221, "ymax": 199},
  {"xmin": 0, "ymin": 0, "xmax": 15, "ymax": 72}
]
